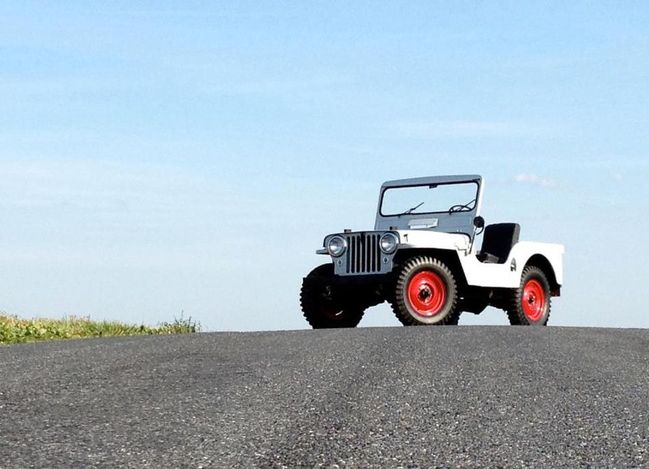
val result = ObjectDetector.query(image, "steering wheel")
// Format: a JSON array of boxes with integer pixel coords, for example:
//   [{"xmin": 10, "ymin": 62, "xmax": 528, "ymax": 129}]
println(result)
[{"xmin": 448, "ymin": 199, "xmax": 476, "ymax": 214}]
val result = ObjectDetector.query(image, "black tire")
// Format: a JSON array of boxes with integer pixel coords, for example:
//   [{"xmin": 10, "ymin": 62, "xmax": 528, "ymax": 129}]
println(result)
[
  {"xmin": 300, "ymin": 264, "xmax": 365, "ymax": 329},
  {"xmin": 390, "ymin": 256, "xmax": 459, "ymax": 326},
  {"xmin": 506, "ymin": 266, "xmax": 552, "ymax": 326}
]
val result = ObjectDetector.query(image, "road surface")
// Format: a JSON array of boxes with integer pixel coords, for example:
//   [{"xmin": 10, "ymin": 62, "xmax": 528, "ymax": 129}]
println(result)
[{"xmin": 1, "ymin": 327, "xmax": 647, "ymax": 467}]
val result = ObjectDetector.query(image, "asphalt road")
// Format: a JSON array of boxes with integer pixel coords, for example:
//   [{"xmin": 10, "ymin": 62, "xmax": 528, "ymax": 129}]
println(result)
[{"xmin": 1, "ymin": 327, "xmax": 647, "ymax": 468}]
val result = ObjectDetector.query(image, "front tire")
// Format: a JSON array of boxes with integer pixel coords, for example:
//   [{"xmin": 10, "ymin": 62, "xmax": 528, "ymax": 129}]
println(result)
[
  {"xmin": 506, "ymin": 266, "xmax": 551, "ymax": 326},
  {"xmin": 300, "ymin": 264, "xmax": 365, "ymax": 329},
  {"xmin": 391, "ymin": 256, "xmax": 459, "ymax": 326}
]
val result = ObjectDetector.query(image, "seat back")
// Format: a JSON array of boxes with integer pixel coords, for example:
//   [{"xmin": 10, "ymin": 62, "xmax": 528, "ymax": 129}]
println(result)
[{"xmin": 480, "ymin": 223, "xmax": 520, "ymax": 263}]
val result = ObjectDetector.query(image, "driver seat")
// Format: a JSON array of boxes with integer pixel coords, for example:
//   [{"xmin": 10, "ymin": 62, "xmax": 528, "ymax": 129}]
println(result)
[{"xmin": 478, "ymin": 223, "xmax": 520, "ymax": 264}]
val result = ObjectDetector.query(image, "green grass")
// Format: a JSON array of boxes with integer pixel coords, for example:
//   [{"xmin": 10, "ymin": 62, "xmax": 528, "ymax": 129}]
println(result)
[{"xmin": 0, "ymin": 312, "xmax": 200, "ymax": 345}]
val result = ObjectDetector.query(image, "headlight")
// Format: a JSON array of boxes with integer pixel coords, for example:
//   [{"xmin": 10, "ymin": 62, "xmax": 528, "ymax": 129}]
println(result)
[
  {"xmin": 380, "ymin": 232, "xmax": 399, "ymax": 254},
  {"xmin": 326, "ymin": 235, "xmax": 347, "ymax": 257}
]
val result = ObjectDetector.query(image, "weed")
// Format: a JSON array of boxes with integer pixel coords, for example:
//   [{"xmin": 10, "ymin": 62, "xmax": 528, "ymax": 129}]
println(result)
[{"xmin": 0, "ymin": 312, "xmax": 201, "ymax": 345}]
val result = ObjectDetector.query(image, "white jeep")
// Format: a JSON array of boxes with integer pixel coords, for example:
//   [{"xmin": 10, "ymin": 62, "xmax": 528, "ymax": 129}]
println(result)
[{"xmin": 301, "ymin": 175, "xmax": 564, "ymax": 328}]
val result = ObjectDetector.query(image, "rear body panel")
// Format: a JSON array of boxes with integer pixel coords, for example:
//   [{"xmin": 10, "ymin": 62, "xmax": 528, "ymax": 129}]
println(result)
[{"xmin": 458, "ymin": 241, "xmax": 564, "ymax": 289}]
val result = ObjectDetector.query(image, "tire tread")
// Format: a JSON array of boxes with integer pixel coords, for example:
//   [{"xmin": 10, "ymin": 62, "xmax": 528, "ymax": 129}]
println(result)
[
  {"xmin": 506, "ymin": 265, "xmax": 552, "ymax": 326},
  {"xmin": 300, "ymin": 264, "xmax": 364, "ymax": 329}
]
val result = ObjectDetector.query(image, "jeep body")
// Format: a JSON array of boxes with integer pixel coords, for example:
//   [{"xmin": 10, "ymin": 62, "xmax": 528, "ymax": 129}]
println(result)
[{"xmin": 301, "ymin": 175, "xmax": 564, "ymax": 328}]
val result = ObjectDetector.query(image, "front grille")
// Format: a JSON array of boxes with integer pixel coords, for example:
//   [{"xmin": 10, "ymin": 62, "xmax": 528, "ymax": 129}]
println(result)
[{"xmin": 345, "ymin": 233, "xmax": 382, "ymax": 274}]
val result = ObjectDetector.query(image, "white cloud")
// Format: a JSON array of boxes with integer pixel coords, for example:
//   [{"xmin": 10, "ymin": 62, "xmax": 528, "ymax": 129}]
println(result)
[{"xmin": 513, "ymin": 173, "xmax": 557, "ymax": 188}]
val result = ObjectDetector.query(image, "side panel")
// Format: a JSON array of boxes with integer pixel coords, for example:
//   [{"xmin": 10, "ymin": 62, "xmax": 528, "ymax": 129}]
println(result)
[{"xmin": 458, "ymin": 242, "xmax": 565, "ymax": 288}]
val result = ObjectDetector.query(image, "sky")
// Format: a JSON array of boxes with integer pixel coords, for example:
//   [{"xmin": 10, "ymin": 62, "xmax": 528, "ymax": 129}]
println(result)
[{"xmin": 1, "ymin": 1, "xmax": 648, "ymax": 330}]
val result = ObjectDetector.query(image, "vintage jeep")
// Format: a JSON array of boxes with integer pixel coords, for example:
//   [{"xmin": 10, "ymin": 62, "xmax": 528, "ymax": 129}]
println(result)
[{"xmin": 301, "ymin": 175, "xmax": 564, "ymax": 328}]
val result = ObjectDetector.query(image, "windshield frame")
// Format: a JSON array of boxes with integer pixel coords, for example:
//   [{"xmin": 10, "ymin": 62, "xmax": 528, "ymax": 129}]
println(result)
[{"xmin": 379, "ymin": 181, "xmax": 480, "ymax": 217}]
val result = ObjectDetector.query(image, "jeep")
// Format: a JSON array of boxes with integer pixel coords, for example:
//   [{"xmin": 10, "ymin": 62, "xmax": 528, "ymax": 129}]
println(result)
[{"xmin": 300, "ymin": 175, "xmax": 564, "ymax": 327}]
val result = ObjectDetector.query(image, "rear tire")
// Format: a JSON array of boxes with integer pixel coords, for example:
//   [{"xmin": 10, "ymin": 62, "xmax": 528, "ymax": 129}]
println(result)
[
  {"xmin": 390, "ymin": 256, "xmax": 459, "ymax": 326},
  {"xmin": 506, "ymin": 266, "xmax": 551, "ymax": 326},
  {"xmin": 300, "ymin": 264, "xmax": 365, "ymax": 329}
]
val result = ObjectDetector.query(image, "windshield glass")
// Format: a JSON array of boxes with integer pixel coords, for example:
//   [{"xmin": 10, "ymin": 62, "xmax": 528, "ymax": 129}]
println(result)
[{"xmin": 380, "ymin": 182, "xmax": 478, "ymax": 216}]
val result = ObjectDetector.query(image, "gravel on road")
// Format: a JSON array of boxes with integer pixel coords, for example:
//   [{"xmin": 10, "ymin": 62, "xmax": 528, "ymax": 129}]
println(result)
[{"xmin": 1, "ymin": 326, "xmax": 648, "ymax": 467}]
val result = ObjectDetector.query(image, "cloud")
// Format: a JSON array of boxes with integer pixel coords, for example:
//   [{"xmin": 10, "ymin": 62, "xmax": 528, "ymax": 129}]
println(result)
[
  {"xmin": 397, "ymin": 120, "xmax": 552, "ymax": 139},
  {"xmin": 513, "ymin": 174, "xmax": 557, "ymax": 188}
]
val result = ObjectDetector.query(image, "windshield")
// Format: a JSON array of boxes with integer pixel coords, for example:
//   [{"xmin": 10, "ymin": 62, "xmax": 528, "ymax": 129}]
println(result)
[{"xmin": 380, "ymin": 182, "xmax": 479, "ymax": 216}]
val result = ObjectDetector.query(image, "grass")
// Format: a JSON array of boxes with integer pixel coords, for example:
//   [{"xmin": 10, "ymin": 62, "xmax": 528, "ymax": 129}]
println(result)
[{"xmin": 0, "ymin": 312, "xmax": 200, "ymax": 345}]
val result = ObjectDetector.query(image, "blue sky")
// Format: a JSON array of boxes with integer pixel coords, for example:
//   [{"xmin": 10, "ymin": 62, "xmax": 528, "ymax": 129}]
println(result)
[{"xmin": 1, "ymin": 1, "xmax": 648, "ymax": 330}]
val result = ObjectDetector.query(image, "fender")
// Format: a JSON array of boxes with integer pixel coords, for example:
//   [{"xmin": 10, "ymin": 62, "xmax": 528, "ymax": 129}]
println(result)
[{"xmin": 458, "ymin": 241, "xmax": 564, "ymax": 289}]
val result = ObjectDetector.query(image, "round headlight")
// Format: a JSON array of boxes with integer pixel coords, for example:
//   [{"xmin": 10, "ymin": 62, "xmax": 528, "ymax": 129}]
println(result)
[
  {"xmin": 327, "ymin": 235, "xmax": 347, "ymax": 257},
  {"xmin": 380, "ymin": 232, "xmax": 399, "ymax": 254}
]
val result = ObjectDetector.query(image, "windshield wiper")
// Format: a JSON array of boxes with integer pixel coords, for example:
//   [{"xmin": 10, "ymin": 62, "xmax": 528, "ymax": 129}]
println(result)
[{"xmin": 397, "ymin": 201, "xmax": 424, "ymax": 217}]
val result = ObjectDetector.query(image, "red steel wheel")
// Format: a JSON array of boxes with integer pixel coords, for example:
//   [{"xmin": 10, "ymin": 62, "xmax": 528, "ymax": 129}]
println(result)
[
  {"xmin": 391, "ymin": 256, "xmax": 459, "ymax": 326},
  {"xmin": 506, "ymin": 266, "xmax": 552, "ymax": 326},
  {"xmin": 522, "ymin": 279, "xmax": 546, "ymax": 322},
  {"xmin": 406, "ymin": 271, "xmax": 447, "ymax": 318}
]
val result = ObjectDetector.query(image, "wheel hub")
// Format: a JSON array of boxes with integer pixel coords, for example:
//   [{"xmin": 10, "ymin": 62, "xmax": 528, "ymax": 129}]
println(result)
[
  {"xmin": 418, "ymin": 286, "xmax": 432, "ymax": 301},
  {"xmin": 522, "ymin": 279, "xmax": 546, "ymax": 321},
  {"xmin": 407, "ymin": 271, "xmax": 447, "ymax": 317}
]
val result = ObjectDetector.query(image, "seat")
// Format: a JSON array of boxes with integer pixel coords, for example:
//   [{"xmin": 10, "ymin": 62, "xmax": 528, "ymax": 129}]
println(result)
[{"xmin": 477, "ymin": 223, "xmax": 520, "ymax": 264}]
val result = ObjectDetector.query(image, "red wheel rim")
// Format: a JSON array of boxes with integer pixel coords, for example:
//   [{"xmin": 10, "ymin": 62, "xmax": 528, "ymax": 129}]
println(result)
[
  {"xmin": 407, "ymin": 271, "xmax": 447, "ymax": 317},
  {"xmin": 522, "ymin": 279, "xmax": 546, "ymax": 321}
]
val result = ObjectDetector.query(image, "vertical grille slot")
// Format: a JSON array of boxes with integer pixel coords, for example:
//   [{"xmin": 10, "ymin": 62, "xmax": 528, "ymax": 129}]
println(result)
[
  {"xmin": 355, "ymin": 234, "xmax": 360, "ymax": 273},
  {"xmin": 344, "ymin": 233, "xmax": 382, "ymax": 274},
  {"xmin": 345, "ymin": 238, "xmax": 351, "ymax": 274},
  {"xmin": 371, "ymin": 234, "xmax": 377, "ymax": 272}
]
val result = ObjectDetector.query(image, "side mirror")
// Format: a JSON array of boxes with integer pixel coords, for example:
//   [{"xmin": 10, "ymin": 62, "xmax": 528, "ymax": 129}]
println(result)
[{"xmin": 473, "ymin": 216, "xmax": 485, "ymax": 229}]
